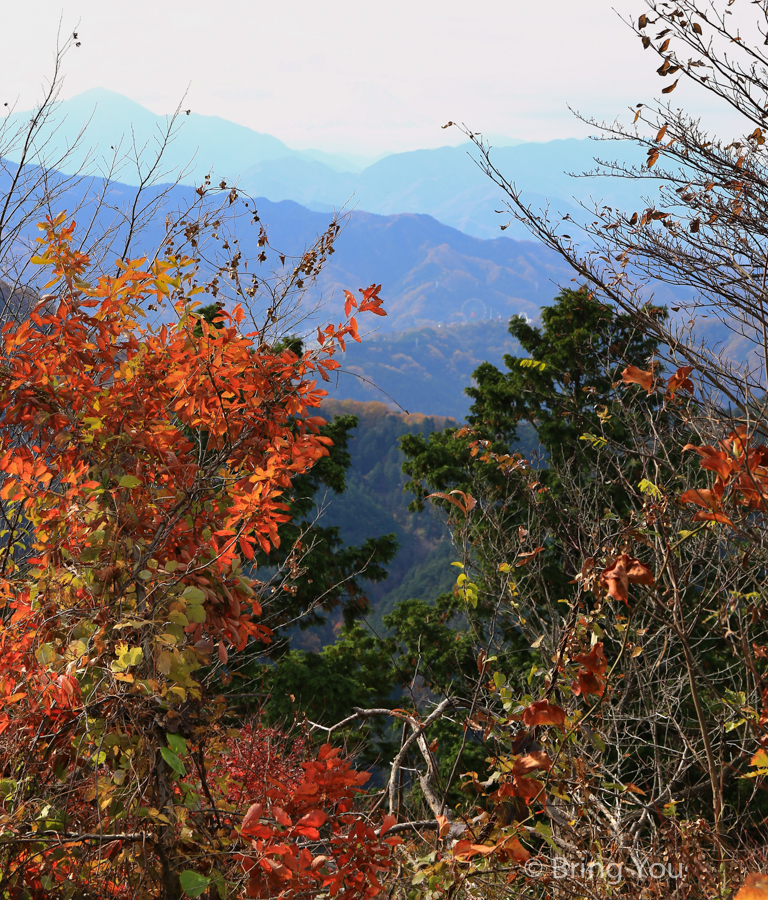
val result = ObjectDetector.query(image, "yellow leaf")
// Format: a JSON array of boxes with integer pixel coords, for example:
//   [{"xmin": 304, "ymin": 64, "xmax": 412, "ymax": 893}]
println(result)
[{"xmin": 112, "ymin": 642, "xmax": 143, "ymax": 672}]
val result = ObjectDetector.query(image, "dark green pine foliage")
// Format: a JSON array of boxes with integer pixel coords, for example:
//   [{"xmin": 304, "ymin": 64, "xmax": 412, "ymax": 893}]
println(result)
[
  {"xmin": 402, "ymin": 286, "xmax": 665, "ymax": 509},
  {"xmin": 400, "ymin": 288, "xmax": 667, "ymax": 592},
  {"xmin": 466, "ymin": 286, "xmax": 665, "ymax": 475},
  {"xmin": 397, "ymin": 286, "xmax": 667, "ymax": 674}
]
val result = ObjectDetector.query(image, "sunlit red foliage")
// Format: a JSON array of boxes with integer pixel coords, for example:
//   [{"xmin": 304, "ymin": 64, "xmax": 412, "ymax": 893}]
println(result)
[{"xmin": 0, "ymin": 214, "xmax": 395, "ymax": 898}]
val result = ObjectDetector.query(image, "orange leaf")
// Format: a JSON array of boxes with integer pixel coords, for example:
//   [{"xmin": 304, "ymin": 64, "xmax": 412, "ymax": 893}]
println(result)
[
  {"xmin": 239, "ymin": 534, "xmax": 255, "ymax": 560},
  {"xmin": 679, "ymin": 487, "xmax": 724, "ymax": 510},
  {"xmin": 692, "ymin": 510, "xmax": 734, "ymax": 527},
  {"xmin": 515, "ymin": 546, "xmax": 545, "ymax": 567},
  {"xmin": 426, "ymin": 490, "xmax": 477, "ymax": 516},
  {"xmin": 599, "ymin": 554, "xmax": 654, "ymax": 605},
  {"xmin": 573, "ymin": 642, "xmax": 607, "ymax": 676},
  {"xmin": 750, "ymin": 749, "xmax": 768, "ymax": 768},
  {"xmin": 621, "ymin": 365, "xmax": 653, "ymax": 393},
  {"xmin": 512, "ymin": 751, "xmax": 553, "ymax": 776},
  {"xmin": 273, "ymin": 807, "xmax": 292, "ymax": 827},
  {"xmin": 379, "ymin": 814, "xmax": 397, "ymax": 837},
  {"xmin": 666, "ymin": 365, "xmax": 694, "ymax": 399},
  {"xmin": 496, "ymin": 834, "xmax": 530, "ymax": 863},
  {"xmin": 512, "ymin": 775, "xmax": 545, "ymax": 803},
  {"xmin": 573, "ymin": 670, "xmax": 604, "ymax": 697},
  {"xmin": 521, "ymin": 700, "xmax": 565, "ymax": 728},
  {"xmin": 296, "ymin": 809, "xmax": 327, "ymax": 829},
  {"xmin": 241, "ymin": 803, "xmax": 264, "ymax": 837},
  {"xmin": 452, "ymin": 839, "xmax": 496, "ymax": 859}
]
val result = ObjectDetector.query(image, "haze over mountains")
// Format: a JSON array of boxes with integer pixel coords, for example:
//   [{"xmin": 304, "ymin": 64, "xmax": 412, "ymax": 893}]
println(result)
[
  {"xmin": 7, "ymin": 89, "xmax": 653, "ymax": 241},
  {"xmin": 0, "ymin": 89, "xmax": 715, "ymax": 419}
]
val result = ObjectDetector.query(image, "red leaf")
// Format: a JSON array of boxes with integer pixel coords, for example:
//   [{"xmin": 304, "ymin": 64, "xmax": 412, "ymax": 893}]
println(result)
[
  {"xmin": 572, "ymin": 643, "xmax": 607, "ymax": 676},
  {"xmin": 317, "ymin": 743, "xmax": 341, "ymax": 761},
  {"xmin": 573, "ymin": 670, "xmax": 604, "ymax": 697},
  {"xmin": 296, "ymin": 809, "xmax": 327, "ymax": 830},
  {"xmin": 241, "ymin": 803, "xmax": 264, "ymax": 837},
  {"xmin": 239, "ymin": 534, "xmax": 255, "ymax": 560},
  {"xmin": 380, "ymin": 813, "xmax": 397, "ymax": 837},
  {"xmin": 273, "ymin": 806, "xmax": 292, "ymax": 827}
]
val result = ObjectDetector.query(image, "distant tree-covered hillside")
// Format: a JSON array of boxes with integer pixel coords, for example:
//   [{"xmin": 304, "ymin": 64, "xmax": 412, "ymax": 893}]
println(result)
[
  {"xmin": 288, "ymin": 399, "xmax": 458, "ymax": 651},
  {"xmin": 324, "ymin": 319, "xmax": 518, "ymax": 419}
]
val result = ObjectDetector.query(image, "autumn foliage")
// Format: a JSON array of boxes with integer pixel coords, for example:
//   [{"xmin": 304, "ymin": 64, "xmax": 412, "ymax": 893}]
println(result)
[{"xmin": 0, "ymin": 213, "xmax": 397, "ymax": 898}]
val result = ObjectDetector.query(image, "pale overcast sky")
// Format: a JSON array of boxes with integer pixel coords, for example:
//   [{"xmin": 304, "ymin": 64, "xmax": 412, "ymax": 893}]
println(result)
[{"xmin": 0, "ymin": 0, "xmax": 739, "ymax": 157}]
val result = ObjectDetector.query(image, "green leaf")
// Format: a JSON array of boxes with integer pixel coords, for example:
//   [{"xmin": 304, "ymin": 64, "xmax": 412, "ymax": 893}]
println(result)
[
  {"xmin": 578, "ymin": 433, "xmax": 607, "ymax": 449},
  {"xmin": 0, "ymin": 779, "xmax": 17, "ymax": 798},
  {"xmin": 160, "ymin": 747, "xmax": 187, "ymax": 777},
  {"xmin": 118, "ymin": 475, "xmax": 142, "ymax": 489},
  {"xmin": 535, "ymin": 820, "xmax": 559, "ymax": 851},
  {"xmin": 185, "ymin": 604, "xmax": 207, "ymax": 624},
  {"xmin": 182, "ymin": 586, "xmax": 206, "ymax": 603},
  {"xmin": 167, "ymin": 733, "xmax": 187, "ymax": 756},
  {"xmin": 725, "ymin": 718, "xmax": 746, "ymax": 733},
  {"xmin": 35, "ymin": 643, "xmax": 56, "ymax": 666},
  {"xmin": 179, "ymin": 870, "xmax": 211, "ymax": 897}
]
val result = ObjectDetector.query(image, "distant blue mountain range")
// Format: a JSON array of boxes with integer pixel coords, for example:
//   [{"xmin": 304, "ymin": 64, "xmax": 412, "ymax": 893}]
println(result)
[
  {"xmin": 7, "ymin": 89, "xmax": 654, "ymax": 241},
  {"xmin": 1, "ymin": 90, "xmax": 735, "ymax": 417},
  {"xmin": 0, "ymin": 152, "xmax": 577, "ymax": 335}
]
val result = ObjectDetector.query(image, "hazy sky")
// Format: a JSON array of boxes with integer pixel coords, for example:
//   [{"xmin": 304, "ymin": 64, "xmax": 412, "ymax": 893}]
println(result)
[{"xmin": 0, "ymin": 0, "xmax": 738, "ymax": 157}]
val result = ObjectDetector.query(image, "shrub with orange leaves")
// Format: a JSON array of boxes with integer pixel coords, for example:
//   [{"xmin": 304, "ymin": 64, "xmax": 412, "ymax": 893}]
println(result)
[{"xmin": 0, "ymin": 213, "xmax": 396, "ymax": 899}]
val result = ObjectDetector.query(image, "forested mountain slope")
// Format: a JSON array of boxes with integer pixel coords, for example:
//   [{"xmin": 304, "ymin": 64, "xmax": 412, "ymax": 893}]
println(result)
[
  {"xmin": 324, "ymin": 319, "xmax": 519, "ymax": 419},
  {"xmin": 288, "ymin": 399, "xmax": 458, "ymax": 650}
]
